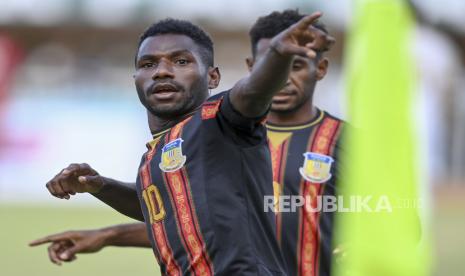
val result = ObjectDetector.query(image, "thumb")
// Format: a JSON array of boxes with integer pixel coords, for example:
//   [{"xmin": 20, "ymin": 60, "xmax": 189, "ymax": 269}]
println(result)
[
  {"xmin": 78, "ymin": 175, "xmax": 104, "ymax": 193},
  {"xmin": 59, "ymin": 244, "xmax": 84, "ymax": 260},
  {"xmin": 78, "ymin": 175, "xmax": 101, "ymax": 185}
]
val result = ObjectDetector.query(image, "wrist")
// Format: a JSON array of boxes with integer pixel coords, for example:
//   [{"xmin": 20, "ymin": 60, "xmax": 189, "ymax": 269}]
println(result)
[
  {"xmin": 99, "ymin": 226, "xmax": 119, "ymax": 246},
  {"xmin": 268, "ymin": 33, "xmax": 294, "ymax": 58},
  {"xmin": 268, "ymin": 41, "xmax": 286, "ymax": 57},
  {"xmin": 88, "ymin": 175, "xmax": 106, "ymax": 194}
]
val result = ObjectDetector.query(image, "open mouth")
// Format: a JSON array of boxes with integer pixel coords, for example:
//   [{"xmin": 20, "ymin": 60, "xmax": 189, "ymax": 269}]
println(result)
[
  {"xmin": 150, "ymin": 83, "xmax": 180, "ymax": 100},
  {"xmin": 152, "ymin": 83, "xmax": 179, "ymax": 94}
]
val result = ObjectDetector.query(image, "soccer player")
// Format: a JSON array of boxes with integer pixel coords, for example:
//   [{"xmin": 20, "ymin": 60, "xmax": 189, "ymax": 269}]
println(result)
[
  {"xmin": 31, "ymin": 10, "xmax": 343, "ymax": 276},
  {"xmin": 37, "ymin": 13, "xmax": 334, "ymax": 275},
  {"xmin": 249, "ymin": 11, "xmax": 344, "ymax": 276}
]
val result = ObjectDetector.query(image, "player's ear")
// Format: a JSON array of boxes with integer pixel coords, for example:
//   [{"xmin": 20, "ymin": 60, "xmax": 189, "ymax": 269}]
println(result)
[
  {"xmin": 316, "ymin": 57, "xmax": 328, "ymax": 81},
  {"xmin": 208, "ymin": 66, "xmax": 221, "ymax": 89},
  {"xmin": 245, "ymin": 57, "xmax": 254, "ymax": 73}
]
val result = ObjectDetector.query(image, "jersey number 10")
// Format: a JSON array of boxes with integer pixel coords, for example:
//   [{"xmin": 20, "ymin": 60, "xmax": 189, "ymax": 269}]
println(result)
[{"xmin": 142, "ymin": 185, "xmax": 166, "ymax": 223}]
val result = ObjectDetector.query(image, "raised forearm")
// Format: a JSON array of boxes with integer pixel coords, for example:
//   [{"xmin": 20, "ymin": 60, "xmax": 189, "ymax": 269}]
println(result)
[
  {"xmin": 101, "ymin": 223, "xmax": 151, "ymax": 248},
  {"xmin": 230, "ymin": 12, "xmax": 326, "ymax": 118},
  {"xmin": 92, "ymin": 178, "xmax": 144, "ymax": 221},
  {"xmin": 231, "ymin": 47, "xmax": 293, "ymax": 117}
]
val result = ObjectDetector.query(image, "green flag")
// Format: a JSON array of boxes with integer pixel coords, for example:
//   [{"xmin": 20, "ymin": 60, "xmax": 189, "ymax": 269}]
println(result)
[{"xmin": 334, "ymin": 1, "xmax": 430, "ymax": 275}]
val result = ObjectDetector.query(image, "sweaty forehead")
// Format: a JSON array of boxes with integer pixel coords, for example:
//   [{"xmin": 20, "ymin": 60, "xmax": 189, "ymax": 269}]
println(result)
[{"xmin": 137, "ymin": 34, "xmax": 200, "ymax": 59}]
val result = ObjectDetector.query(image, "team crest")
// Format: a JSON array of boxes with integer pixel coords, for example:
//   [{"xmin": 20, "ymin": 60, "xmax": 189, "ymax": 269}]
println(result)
[
  {"xmin": 299, "ymin": 152, "xmax": 334, "ymax": 183},
  {"xmin": 159, "ymin": 138, "xmax": 186, "ymax": 172}
]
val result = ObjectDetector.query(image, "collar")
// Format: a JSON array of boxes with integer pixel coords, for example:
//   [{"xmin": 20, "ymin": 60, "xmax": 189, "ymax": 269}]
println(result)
[
  {"xmin": 266, "ymin": 108, "xmax": 325, "ymax": 131},
  {"xmin": 146, "ymin": 128, "xmax": 171, "ymax": 150}
]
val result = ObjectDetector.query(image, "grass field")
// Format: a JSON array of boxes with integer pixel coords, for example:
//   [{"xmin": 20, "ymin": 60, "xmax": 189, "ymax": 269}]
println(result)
[
  {"xmin": 1, "ymin": 187, "xmax": 464, "ymax": 276},
  {"xmin": 432, "ymin": 186, "xmax": 465, "ymax": 276},
  {"xmin": 0, "ymin": 203, "xmax": 160, "ymax": 276}
]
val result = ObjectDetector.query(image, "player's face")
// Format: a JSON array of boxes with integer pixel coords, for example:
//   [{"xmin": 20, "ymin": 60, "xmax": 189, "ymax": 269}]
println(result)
[
  {"xmin": 134, "ymin": 34, "xmax": 211, "ymax": 119},
  {"xmin": 249, "ymin": 38, "xmax": 327, "ymax": 114}
]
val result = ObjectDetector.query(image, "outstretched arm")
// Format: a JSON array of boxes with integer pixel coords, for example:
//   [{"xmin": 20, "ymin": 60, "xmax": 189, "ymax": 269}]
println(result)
[
  {"xmin": 29, "ymin": 223, "xmax": 150, "ymax": 265},
  {"xmin": 45, "ymin": 163, "xmax": 143, "ymax": 221},
  {"xmin": 230, "ymin": 11, "xmax": 334, "ymax": 118}
]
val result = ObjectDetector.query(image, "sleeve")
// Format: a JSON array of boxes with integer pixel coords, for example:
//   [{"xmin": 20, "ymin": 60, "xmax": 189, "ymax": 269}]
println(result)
[
  {"xmin": 219, "ymin": 90, "xmax": 269, "ymax": 135},
  {"xmin": 200, "ymin": 90, "xmax": 268, "ymax": 147}
]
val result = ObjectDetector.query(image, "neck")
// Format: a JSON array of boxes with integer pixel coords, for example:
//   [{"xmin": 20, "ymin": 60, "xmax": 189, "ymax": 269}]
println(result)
[
  {"xmin": 147, "ymin": 114, "xmax": 175, "ymax": 134},
  {"xmin": 266, "ymin": 100, "xmax": 318, "ymax": 126},
  {"xmin": 147, "ymin": 110, "xmax": 197, "ymax": 135}
]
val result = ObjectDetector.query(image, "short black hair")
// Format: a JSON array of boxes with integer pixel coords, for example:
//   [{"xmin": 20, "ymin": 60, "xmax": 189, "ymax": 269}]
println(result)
[
  {"xmin": 249, "ymin": 9, "xmax": 328, "ymax": 57},
  {"xmin": 136, "ymin": 18, "xmax": 214, "ymax": 67}
]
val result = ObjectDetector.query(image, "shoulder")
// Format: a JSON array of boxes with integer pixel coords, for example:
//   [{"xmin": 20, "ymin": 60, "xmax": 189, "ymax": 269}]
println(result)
[
  {"xmin": 199, "ymin": 90, "xmax": 230, "ymax": 120},
  {"xmin": 319, "ymin": 110, "xmax": 350, "ymax": 140},
  {"xmin": 321, "ymin": 110, "xmax": 346, "ymax": 125},
  {"xmin": 205, "ymin": 90, "xmax": 230, "ymax": 103},
  {"xmin": 317, "ymin": 110, "xmax": 346, "ymax": 153}
]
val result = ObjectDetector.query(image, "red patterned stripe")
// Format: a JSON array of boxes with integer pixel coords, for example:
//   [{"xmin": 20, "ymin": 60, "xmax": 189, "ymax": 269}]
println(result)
[
  {"xmin": 312, "ymin": 119, "xmax": 342, "ymax": 276},
  {"xmin": 298, "ymin": 117, "xmax": 341, "ymax": 276},
  {"xmin": 296, "ymin": 126, "xmax": 318, "ymax": 275},
  {"xmin": 163, "ymin": 119, "xmax": 214, "ymax": 276},
  {"xmin": 140, "ymin": 147, "xmax": 181, "ymax": 275}
]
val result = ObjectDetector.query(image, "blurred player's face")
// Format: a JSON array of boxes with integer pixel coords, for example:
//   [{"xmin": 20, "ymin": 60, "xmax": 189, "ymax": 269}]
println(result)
[
  {"xmin": 247, "ymin": 38, "xmax": 328, "ymax": 114},
  {"xmin": 134, "ymin": 34, "xmax": 218, "ymax": 119}
]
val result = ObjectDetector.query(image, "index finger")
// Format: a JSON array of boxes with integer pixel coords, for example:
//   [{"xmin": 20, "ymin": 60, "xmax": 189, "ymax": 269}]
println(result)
[
  {"xmin": 29, "ymin": 232, "xmax": 70, "ymax": 246},
  {"xmin": 62, "ymin": 163, "xmax": 93, "ymax": 177},
  {"xmin": 61, "ymin": 163, "xmax": 82, "ymax": 176},
  {"xmin": 295, "ymin": 11, "xmax": 323, "ymax": 31}
]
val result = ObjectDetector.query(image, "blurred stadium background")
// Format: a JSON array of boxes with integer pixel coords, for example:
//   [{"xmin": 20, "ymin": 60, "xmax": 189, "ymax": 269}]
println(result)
[{"xmin": 0, "ymin": 0, "xmax": 464, "ymax": 275}]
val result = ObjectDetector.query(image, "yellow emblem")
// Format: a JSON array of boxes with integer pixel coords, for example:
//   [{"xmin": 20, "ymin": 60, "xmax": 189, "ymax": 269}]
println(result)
[
  {"xmin": 159, "ymin": 138, "xmax": 186, "ymax": 172},
  {"xmin": 299, "ymin": 152, "xmax": 334, "ymax": 183}
]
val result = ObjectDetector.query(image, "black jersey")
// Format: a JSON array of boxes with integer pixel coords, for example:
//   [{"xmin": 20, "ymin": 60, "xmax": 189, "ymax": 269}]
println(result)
[
  {"xmin": 267, "ymin": 109, "xmax": 344, "ymax": 276},
  {"xmin": 136, "ymin": 91, "xmax": 286, "ymax": 275}
]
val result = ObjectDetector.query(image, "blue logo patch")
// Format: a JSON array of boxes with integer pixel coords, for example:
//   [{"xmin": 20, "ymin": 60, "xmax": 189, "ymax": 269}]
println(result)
[
  {"xmin": 299, "ymin": 152, "xmax": 334, "ymax": 183},
  {"xmin": 159, "ymin": 138, "xmax": 186, "ymax": 172}
]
